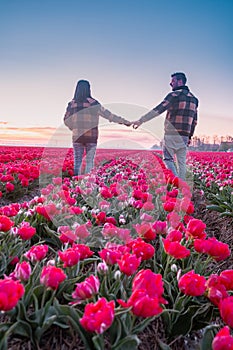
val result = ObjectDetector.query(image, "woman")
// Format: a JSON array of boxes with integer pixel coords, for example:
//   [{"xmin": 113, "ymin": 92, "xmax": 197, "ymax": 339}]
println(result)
[{"xmin": 64, "ymin": 80, "xmax": 131, "ymax": 175}]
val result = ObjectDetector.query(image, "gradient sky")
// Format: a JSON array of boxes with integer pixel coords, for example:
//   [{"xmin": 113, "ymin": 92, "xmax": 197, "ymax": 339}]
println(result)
[{"xmin": 1, "ymin": 0, "xmax": 233, "ymax": 147}]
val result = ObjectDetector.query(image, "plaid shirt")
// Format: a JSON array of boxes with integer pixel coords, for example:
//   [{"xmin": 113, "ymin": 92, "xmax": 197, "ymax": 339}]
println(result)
[
  {"xmin": 140, "ymin": 86, "xmax": 198, "ymax": 137},
  {"xmin": 64, "ymin": 97, "xmax": 129, "ymax": 143}
]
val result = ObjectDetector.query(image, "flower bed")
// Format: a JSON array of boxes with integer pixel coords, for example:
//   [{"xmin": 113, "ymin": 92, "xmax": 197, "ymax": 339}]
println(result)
[{"xmin": 0, "ymin": 147, "xmax": 233, "ymax": 350}]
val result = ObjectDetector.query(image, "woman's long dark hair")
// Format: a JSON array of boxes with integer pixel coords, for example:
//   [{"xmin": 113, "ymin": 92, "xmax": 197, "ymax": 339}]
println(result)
[{"xmin": 74, "ymin": 80, "xmax": 91, "ymax": 102}]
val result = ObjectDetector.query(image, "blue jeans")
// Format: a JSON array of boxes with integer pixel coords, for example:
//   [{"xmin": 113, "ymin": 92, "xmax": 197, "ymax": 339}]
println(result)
[
  {"xmin": 163, "ymin": 135, "xmax": 189, "ymax": 180},
  {"xmin": 73, "ymin": 143, "xmax": 97, "ymax": 175}
]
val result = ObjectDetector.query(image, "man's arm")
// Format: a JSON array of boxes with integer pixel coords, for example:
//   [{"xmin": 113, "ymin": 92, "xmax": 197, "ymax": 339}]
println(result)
[
  {"xmin": 132, "ymin": 93, "xmax": 174, "ymax": 129},
  {"xmin": 132, "ymin": 109, "xmax": 160, "ymax": 129}
]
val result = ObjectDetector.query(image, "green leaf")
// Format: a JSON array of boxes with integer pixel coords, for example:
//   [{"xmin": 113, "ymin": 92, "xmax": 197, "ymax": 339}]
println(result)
[
  {"xmin": 157, "ymin": 339, "xmax": 172, "ymax": 350},
  {"xmin": 169, "ymin": 303, "xmax": 213, "ymax": 338},
  {"xmin": 53, "ymin": 316, "xmax": 70, "ymax": 329},
  {"xmin": 111, "ymin": 334, "xmax": 141, "ymax": 350},
  {"xmin": 0, "ymin": 323, "xmax": 11, "ymax": 333},
  {"xmin": 53, "ymin": 303, "xmax": 94, "ymax": 349},
  {"xmin": 201, "ymin": 325, "xmax": 219, "ymax": 350},
  {"xmin": 219, "ymin": 211, "xmax": 233, "ymax": 217},
  {"xmin": 161, "ymin": 310, "xmax": 172, "ymax": 335},
  {"xmin": 109, "ymin": 318, "xmax": 122, "ymax": 346},
  {"xmin": 13, "ymin": 320, "xmax": 33, "ymax": 339},
  {"xmin": 114, "ymin": 306, "xmax": 132, "ymax": 317},
  {"xmin": 92, "ymin": 334, "xmax": 105, "ymax": 350},
  {"xmin": 32, "ymin": 285, "xmax": 45, "ymax": 301},
  {"xmin": 173, "ymin": 294, "xmax": 191, "ymax": 312},
  {"xmin": 132, "ymin": 316, "xmax": 155, "ymax": 333},
  {"xmin": 206, "ymin": 205, "xmax": 224, "ymax": 212},
  {"xmin": 0, "ymin": 336, "xmax": 8, "ymax": 350}
]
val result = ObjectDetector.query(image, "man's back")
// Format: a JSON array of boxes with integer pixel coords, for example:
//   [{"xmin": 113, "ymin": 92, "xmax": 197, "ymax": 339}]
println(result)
[{"xmin": 162, "ymin": 86, "xmax": 198, "ymax": 137}]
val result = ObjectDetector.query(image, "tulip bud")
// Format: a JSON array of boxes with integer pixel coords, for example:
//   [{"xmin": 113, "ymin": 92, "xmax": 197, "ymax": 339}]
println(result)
[
  {"xmin": 47, "ymin": 259, "xmax": 55, "ymax": 266},
  {"xmin": 114, "ymin": 270, "xmax": 121, "ymax": 280},
  {"xmin": 119, "ymin": 214, "xmax": 126, "ymax": 224},
  {"xmin": 97, "ymin": 262, "xmax": 108, "ymax": 275},
  {"xmin": 171, "ymin": 264, "xmax": 178, "ymax": 272},
  {"xmin": 177, "ymin": 268, "xmax": 182, "ymax": 281}
]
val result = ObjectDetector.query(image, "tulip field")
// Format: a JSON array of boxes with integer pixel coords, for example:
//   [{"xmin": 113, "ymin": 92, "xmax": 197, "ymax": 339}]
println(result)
[{"xmin": 0, "ymin": 145, "xmax": 233, "ymax": 350}]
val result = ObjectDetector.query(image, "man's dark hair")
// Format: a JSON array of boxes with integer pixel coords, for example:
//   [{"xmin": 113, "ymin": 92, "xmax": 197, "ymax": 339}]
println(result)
[{"xmin": 171, "ymin": 72, "xmax": 187, "ymax": 85}]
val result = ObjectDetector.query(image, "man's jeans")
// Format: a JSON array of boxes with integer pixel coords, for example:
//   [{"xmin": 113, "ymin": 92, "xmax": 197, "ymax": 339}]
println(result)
[
  {"xmin": 73, "ymin": 143, "xmax": 97, "ymax": 175},
  {"xmin": 163, "ymin": 135, "xmax": 189, "ymax": 180}
]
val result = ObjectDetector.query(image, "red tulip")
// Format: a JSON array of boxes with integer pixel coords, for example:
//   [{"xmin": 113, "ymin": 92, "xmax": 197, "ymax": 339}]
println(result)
[
  {"xmin": 212, "ymin": 326, "xmax": 233, "ymax": 350},
  {"xmin": 13, "ymin": 261, "xmax": 31, "ymax": 281},
  {"xmin": 0, "ymin": 215, "xmax": 14, "ymax": 232},
  {"xmin": 118, "ymin": 289, "xmax": 163, "ymax": 317},
  {"xmin": 58, "ymin": 226, "xmax": 77, "ymax": 244},
  {"xmin": 166, "ymin": 212, "xmax": 182, "ymax": 229},
  {"xmin": 99, "ymin": 244, "xmax": 130, "ymax": 265},
  {"xmin": 180, "ymin": 198, "xmax": 194, "ymax": 214},
  {"xmin": 117, "ymin": 253, "xmax": 141, "ymax": 276},
  {"xmin": 207, "ymin": 238, "xmax": 231, "ymax": 262},
  {"xmin": 80, "ymin": 297, "xmax": 115, "ymax": 334},
  {"xmin": 166, "ymin": 229, "xmax": 183, "ymax": 242},
  {"xmin": 100, "ymin": 186, "xmax": 113, "ymax": 199},
  {"xmin": 72, "ymin": 275, "xmax": 100, "ymax": 302},
  {"xmin": 36, "ymin": 203, "xmax": 59, "ymax": 221},
  {"xmin": 0, "ymin": 277, "xmax": 24, "ymax": 311},
  {"xmin": 17, "ymin": 222, "xmax": 36, "ymax": 240},
  {"xmin": 219, "ymin": 296, "xmax": 233, "ymax": 328},
  {"xmin": 152, "ymin": 220, "xmax": 167, "ymax": 235},
  {"xmin": 186, "ymin": 218, "xmax": 206, "ymax": 240},
  {"xmin": 220, "ymin": 270, "xmax": 233, "ymax": 290},
  {"xmin": 142, "ymin": 201, "xmax": 155, "ymax": 211},
  {"xmin": 72, "ymin": 244, "xmax": 94, "ymax": 260},
  {"xmin": 194, "ymin": 238, "xmax": 230, "ymax": 261},
  {"xmin": 178, "ymin": 270, "xmax": 206, "ymax": 296},
  {"xmin": 59, "ymin": 247, "xmax": 80, "ymax": 267},
  {"xmin": 128, "ymin": 238, "xmax": 155, "ymax": 261},
  {"xmin": 6, "ymin": 182, "xmax": 14, "ymax": 192},
  {"xmin": 132, "ymin": 269, "xmax": 166, "ymax": 302},
  {"xmin": 163, "ymin": 238, "xmax": 190, "ymax": 259},
  {"xmin": 163, "ymin": 199, "xmax": 176, "ymax": 212},
  {"xmin": 133, "ymin": 222, "xmax": 156, "ymax": 241},
  {"xmin": 24, "ymin": 244, "xmax": 48, "ymax": 262},
  {"xmin": 40, "ymin": 266, "xmax": 66, "ymax": 290},
  {"xmin": 74, "ymin": 222, "xmax": 91, "ymax": 240},
  {"xmin": 205, "ymin": 274, "xmax": 229, "ymax": 307}
]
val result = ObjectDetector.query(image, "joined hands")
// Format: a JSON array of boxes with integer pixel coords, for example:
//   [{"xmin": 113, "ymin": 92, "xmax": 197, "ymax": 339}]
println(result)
[
  {"xmin": 131, "ymin": 120, "xmax": 142, "ymax": 129},
  {"xmin": 123, "ymin": 120, "xmax": 142, "ymax": 129}
]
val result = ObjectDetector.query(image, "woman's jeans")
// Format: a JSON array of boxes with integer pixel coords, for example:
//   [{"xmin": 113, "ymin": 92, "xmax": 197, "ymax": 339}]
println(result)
[
  {"xmin": 73, "ymin": 143, "xmax": 97, "ymax": 175},
  {"xmin": 163, "ymin": 135, "xmax": 189, "ymax": 180}
]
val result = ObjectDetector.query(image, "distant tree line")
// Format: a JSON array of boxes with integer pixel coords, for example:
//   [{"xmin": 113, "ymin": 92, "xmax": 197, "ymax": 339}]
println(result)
[
  {"xmin": 189, "ymin": 135, "xmax": 233, "ymax": 151},
  {"xmin": 152, "ymin": 135, "xmax": 233, "ymax": 151}
]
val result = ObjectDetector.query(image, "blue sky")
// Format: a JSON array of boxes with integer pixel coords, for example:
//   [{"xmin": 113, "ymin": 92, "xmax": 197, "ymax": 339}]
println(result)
[{"xmin": 0, "ymin": 0, "xmax": 233, "ymax": 146}]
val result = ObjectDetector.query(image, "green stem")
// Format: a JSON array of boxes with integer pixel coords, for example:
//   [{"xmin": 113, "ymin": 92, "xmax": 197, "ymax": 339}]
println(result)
[
  {"xmin": 163, "ymin": 255, "xmax": 172, "ymax": 278},
  {"xmin": 41, "ymin": 288, "xmax": 48, "ymax": 309},
  {"xmin": 130, "ymin": 314, "xmax": 137, "ymax": 332}
]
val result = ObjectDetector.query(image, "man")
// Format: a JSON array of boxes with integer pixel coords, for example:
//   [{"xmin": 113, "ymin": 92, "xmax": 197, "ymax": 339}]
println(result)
[{"xmin": 132, "ymin": 72, "xmax": 198, "ymax": 180}]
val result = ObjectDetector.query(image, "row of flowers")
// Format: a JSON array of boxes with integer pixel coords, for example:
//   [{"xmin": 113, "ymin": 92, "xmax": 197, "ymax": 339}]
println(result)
[
  {"xmin": 1, "ymin": 146, "xmax": 232, "ymax": 204},
  {"xmin": 187, "ymin": 152, "xmax": 233, "ymax": 218},
  {"xmin": 0, "ymin": 148, "xmax": 232, "ymax": 349},
  {"xmin": 0, "ymin": 146, "xmax": 148, "ymax": 199}
]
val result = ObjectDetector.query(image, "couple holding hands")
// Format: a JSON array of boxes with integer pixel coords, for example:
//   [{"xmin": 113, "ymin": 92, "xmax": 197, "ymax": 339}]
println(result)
[{"xmin": 64, "ymin": 73, "xmax": 198, "ymax": 180}]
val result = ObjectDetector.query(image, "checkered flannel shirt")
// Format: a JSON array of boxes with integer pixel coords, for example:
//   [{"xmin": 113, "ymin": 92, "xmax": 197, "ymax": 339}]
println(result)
[
  {"xmin": 140, "ymin": 86, "xmax": 198, "ymax": 138},
  {"xmin": 64, "ymin": 97, "xmax": 129, "ymax": 143}
]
